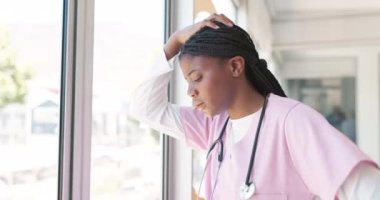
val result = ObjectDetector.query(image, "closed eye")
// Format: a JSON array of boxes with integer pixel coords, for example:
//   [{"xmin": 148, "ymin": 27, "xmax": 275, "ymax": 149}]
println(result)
[
  {"xmin": 194, "ymin": 76, "xmax": 202, "ymax": 82},
  {"xmin": 184, "ymin": 73, "xmax": 202, "ymax": 83}
]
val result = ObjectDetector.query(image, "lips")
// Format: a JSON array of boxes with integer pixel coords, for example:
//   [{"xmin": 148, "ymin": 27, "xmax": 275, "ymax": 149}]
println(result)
[{"xmin": 193, "ymin": 101, "xmax": 205, "ymax": 110}]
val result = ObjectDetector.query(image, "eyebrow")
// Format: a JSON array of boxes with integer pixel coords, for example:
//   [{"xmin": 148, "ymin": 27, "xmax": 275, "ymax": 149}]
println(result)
[{"xmin": 186, "ymin": 69, "xmax": 198, "ymax": 78}]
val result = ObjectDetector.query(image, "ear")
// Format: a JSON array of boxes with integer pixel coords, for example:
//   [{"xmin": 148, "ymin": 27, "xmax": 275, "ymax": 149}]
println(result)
[{"xmin": 228, "ymin": 56, "xmax": 245, "ymax": 78}]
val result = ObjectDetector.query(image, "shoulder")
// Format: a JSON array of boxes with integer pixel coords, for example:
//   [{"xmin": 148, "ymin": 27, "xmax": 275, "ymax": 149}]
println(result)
[
  {"xmin": 179, "ymin": 106, "xmax": 229, "ymax": 149},
  {"xmin": 180, "ymin": 106, "xmax": 228, "ymax": 125},
  {"xmin": 266, "ymin": 93, "xmax": 305, "ymax": 121},
  {"xmin": 267, "ymin": 93, "xmax": 335, "ymax": 143},
  {"xmin": 268, "ymin": 93, "xmax": 325, "ymax": 124}
]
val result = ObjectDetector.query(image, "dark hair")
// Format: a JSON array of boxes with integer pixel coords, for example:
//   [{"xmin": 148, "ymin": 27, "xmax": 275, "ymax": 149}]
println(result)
[{"xmin": 179, "ymin": 22, "xmax": 286, "ymax": 97}]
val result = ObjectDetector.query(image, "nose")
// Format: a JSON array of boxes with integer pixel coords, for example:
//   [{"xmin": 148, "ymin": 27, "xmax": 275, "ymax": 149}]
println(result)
[{"xmin": 187, "ymin": 84, "xmax": 197, "ymax": 97}]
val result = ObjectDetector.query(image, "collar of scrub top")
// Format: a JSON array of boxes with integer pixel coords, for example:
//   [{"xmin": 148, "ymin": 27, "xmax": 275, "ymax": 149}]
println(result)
[{"xmin": 205, "ymin": 94, "xmax": 269, "ymax": 200}]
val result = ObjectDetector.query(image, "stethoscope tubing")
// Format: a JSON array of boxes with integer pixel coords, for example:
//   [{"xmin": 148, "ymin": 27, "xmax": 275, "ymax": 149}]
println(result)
[
  {"xmin": 203, "ymin": 94, "xmax": 269, "ymax": 199},
  {"xmin": 244, "ymin": 95, "xmax": 269, "ymax": 186}
]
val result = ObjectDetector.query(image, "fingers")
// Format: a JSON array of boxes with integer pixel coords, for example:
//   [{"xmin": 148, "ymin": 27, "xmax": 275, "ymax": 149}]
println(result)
[
  {"xmin": 201, "ymin": 20, "xmax": 221, "ymax": 29},
  {"xmin": 219, "ymin": 13, "xmax": 234, "ymax": 26},
  {"xmin": 204, "ymin": 13, "xmax": 234, "ymax": 28},
  {"xmin": 169, "ymin": 13, "xmax": 235, "ymax": 49}
]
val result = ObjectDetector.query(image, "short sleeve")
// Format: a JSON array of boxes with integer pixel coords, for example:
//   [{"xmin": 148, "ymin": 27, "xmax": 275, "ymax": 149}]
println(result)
[
  {"xmin": 284, "ymin": 103, "xmax": 376, "ymax": 200},
  {"xmin": 179, "ymin": 107, "xmax": 228, "ymax": 151}
]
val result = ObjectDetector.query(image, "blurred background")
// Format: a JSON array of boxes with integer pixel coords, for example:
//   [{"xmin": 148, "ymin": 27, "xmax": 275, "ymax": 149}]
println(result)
[{"xmin": 0, "ymin": 0, "xmax": 379, "ymax": 199}]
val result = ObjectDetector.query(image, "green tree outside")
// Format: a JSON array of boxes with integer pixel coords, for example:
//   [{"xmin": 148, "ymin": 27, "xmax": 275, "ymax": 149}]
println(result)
[{"xmin": 0, "ymin": 26, "xmax": 32, "ymax": 108}]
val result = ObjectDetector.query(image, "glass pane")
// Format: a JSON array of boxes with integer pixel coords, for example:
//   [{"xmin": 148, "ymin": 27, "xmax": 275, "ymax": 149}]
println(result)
[
  {"xmin": 91, "ymin": 1, "xmax": 164, "ymax": 199},
  {"xmin": 287, "ymin": 78, "xmax": 357, "ymax": 143},
  {"xmin": 0, "ymin": 0, "xmax": 62, "ymax": 199}
]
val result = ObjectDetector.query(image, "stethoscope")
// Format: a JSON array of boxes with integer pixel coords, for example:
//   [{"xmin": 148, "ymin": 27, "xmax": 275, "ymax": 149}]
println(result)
[{"xmin": 200, "ymin": 94, "xmax": 269, "ymax": 200}]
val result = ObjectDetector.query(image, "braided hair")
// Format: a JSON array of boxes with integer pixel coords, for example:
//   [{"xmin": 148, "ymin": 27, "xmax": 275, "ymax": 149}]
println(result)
[{"xmin": 179, "ymin": 22, "xmax": 286, "ymax": 97}]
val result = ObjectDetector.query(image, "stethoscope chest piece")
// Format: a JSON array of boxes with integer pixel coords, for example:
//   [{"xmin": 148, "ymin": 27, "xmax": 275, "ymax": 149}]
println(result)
[{"xmin": 239, "ymin": 182, "xmax": 256, "ymax": 200}]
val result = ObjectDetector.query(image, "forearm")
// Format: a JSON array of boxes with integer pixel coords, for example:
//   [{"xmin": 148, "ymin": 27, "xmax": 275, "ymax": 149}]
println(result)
[
  {"xmin": 164, "ymin": 32, "xmax": 182, "ymax": 60},
  {"xmin": 129, "ymin": 49, "xmax": 185, "ymax": 140}
]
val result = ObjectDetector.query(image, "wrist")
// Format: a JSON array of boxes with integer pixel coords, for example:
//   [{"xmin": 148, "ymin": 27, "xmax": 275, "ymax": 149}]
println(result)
[{"xmin": 164, "ymin": 34, "xmax": 182, "ymax": 60}]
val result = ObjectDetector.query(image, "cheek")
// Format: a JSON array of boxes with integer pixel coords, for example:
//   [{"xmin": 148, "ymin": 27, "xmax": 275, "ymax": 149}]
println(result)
[{"xmin": 202, "ymin": 75, "xmax": 234, "ymax": 109}]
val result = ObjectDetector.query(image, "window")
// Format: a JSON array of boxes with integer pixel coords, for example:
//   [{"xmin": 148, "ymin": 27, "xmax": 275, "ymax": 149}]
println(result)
[
  {"xmin": 287, "ymin": 78, "xmax": 357, "ymax": 143},
  {"xmin": 91, "ymin": 0, "xmax": 164, "ymax": 199},
  {"xmin": 0, "ymin": 0, "xmax": 62, "ymax": 199}
]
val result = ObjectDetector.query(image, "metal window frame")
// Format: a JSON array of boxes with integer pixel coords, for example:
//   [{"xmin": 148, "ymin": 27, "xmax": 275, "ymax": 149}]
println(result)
[
  {"xmin": 59, "ymin": 0, "xmax": 175, "ymax": 199},
  {"xmin": 162, "ymin": 0, "xmax": 171, "ymax": 199},
  {"xmin": 58, "ymin": 0, "xmax": 195, "ymax": 198},
  {"xmin": 167, "ymin": 0, "xmax": 194, "ymax": 200},
  {"xmin": 58, "ymin": 0, "xmax": 94, "ymax": 199}
]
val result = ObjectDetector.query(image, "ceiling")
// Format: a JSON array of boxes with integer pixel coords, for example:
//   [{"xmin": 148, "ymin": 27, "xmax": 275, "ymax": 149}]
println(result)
[
  {"xmin": 266, "ymin": 0, "xmax": 380, "ymax": 21},
  {"xmin": 263, "ymin": 0, "xmax": 380, "ymax": 61}
]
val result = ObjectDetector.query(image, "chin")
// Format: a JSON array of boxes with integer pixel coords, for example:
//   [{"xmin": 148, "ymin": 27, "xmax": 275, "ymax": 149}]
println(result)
[
  {"xmin": 200, "ymin": 109, "xmax": 213, "ymax": 118},
  {"xmin": 202, "ymin": 109, "xmax": 221, "ymax": 118}
]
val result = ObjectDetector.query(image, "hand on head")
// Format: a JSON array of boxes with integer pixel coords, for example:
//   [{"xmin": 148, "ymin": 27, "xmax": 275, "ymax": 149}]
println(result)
[{"xmin": 164, "ymin": 13, "xmax": 234, "ymax": 60}]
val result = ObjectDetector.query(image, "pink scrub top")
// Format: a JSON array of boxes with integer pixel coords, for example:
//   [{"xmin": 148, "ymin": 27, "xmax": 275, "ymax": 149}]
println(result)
[{"xmin": 180, "ymin": 93, "xmax": 377, "ymax": 200}]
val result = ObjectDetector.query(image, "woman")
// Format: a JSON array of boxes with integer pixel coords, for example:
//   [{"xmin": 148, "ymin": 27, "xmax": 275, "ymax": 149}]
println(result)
[{"xmin": 130, "ymin": 14, "xmax": 380, "ymax": 200}]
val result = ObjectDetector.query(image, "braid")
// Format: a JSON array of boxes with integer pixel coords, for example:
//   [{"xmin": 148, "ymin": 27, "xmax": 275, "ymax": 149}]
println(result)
[
  {"xmin": 247, "ymin": 59, "xmax": 286, "ymax": 97},
  {"xmin": 179, "ymin": 22, "xmax": 286, "ymax": 97}
]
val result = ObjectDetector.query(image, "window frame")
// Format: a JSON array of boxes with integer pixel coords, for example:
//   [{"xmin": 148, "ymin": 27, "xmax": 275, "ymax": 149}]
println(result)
[
  {"xmin": 58, "ymin": 0, "xmax": 94, "ymax": 199},
  {"xmin": 58, "ymin": 0, "xmax": 182, "ymax": 199}
]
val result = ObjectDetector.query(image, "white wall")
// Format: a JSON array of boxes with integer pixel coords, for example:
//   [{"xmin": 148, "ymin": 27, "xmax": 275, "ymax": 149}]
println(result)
[
  {"xmin": 247, "ymin": 0, "xmax": 273, "ymax": 55},
  {"xmin": 245, "ymin": 0, "xmax": 286, "ymax": 92},
  {"xmin": 356, "ymin": 50, "xmax": 380, "ymax": 162}
]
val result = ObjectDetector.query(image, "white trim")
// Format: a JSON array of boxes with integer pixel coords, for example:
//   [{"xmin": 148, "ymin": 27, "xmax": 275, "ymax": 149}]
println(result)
[
  {"xmin": 264, "ymin": 0, "xmax": 380, "ymax": 22},
  {"xmin": 281, "ymin": 57, "xmax": 357, "ymax": 79},
  {"xmin": 356, "ymin": 52, "xmax": 380, "ymax": 163},
  {"xmin": 71, "ymin": 0, "xmax": 94, "ymax": 199},
  {"xmin": 272, "ymin": 13, "xmax": 380, "ymax": 51},
  {"xmin": 168, "ymin": 0, "xmax": 193, "ymax": 199},
  {"xmin": 273, "ymin": 39, "xmax": 380, "ymax": 51},
  {"xmin": 273, "ymin": 10, "xmax": 380, "ymax": 22},
  {"xmin": 60, "ymin": 0, "xmax": 94, "ymax": 199}
]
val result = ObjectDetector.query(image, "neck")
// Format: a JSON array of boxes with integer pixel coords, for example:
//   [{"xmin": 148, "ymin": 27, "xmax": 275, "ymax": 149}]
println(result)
[{"xmin": 227, "ymin": 83, "xmax": 265, "ymax": 120}]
